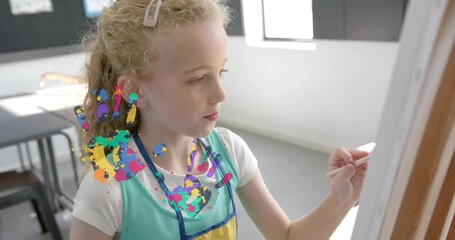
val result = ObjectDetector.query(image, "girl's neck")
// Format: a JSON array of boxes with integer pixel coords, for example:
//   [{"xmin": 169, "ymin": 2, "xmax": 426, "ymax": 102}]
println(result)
[{"xmin": 136, "ymin": 122, "xmax": 203, "ymax": 175}]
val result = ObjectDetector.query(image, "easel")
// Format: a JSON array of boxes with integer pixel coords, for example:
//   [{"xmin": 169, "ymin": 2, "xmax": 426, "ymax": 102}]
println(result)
[{"xmin": 352, "ymin": 0, "xmax": 455, "ymax": 239}]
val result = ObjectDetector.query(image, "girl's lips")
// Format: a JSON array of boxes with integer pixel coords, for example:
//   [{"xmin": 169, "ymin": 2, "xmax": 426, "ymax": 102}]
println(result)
[{"xmin": 204, "ymin": 112, "xmax": 219, "ymax": 121}]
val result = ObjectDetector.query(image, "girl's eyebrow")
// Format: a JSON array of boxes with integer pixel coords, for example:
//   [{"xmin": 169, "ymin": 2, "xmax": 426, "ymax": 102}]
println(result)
[{"xmin": 183, "ymin": 58, "xmax": 228, "ymax": 74}]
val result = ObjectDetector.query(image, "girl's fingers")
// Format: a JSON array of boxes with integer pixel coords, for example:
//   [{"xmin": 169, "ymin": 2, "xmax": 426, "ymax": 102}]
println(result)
[
  {"xmin": 355, "ymin": 162, "xmax": 369, "ymax": 176},
  {"xmin": 349, "ymin": 149, "xmax": 370, "ymax": 175},
  {"xmin": 329, "ymin": 148, "xmax": 370, "ymax": 172},
  {"xmin": 329, "ymin": 147, "xmax": 354, "ymax": 171}
]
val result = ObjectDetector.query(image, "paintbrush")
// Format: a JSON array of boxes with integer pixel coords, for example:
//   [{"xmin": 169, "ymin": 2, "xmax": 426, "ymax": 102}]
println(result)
[
  {"xmin": 325, "ymin": 155, "xmax": 370, "ymax": 177},
  {"xmin": 325, "ymin": 142, "xmax": 375, "ymax": 177}
]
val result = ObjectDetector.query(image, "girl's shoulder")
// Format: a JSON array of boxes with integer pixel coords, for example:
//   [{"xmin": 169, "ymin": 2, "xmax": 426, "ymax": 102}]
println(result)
[
  {"xmin": 74, "ymin": 169, "xmax": 123, "ymax": 200},
  {"xmin": 72, "ymin": 169, "xmax": 123, "ymax": 236},
  {"xmin": 213, "ymin": 127, "xmax": 244, "ymax": 146},
  {"xmin": 213, "ymin": 127, "xmax": 259, "ymax": 188},
  {"xmin": 213, "ymin": 127, "xmax": 254, "ymax": 157}
]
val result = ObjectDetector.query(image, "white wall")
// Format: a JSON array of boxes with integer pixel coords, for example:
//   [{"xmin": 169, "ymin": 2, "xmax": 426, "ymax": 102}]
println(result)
[
  {"xmin": 0, "ymin": 36, "xmax": 398, "ymax": 171},
  {"xmin": 0, "ymin": 53, "xmax": 86, "ymax": 96},
  {"xmin": 222, "ymin": 37, "xmax": 399, "ymax": 152}
]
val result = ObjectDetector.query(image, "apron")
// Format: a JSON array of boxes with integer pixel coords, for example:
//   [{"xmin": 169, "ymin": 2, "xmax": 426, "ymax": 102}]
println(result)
[{"xmin": 119, "ymin": 131, "xmax": 238, "ymax": 240}]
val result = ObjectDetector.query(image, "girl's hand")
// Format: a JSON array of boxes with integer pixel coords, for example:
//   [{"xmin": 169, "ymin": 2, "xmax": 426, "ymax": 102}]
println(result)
[{"xmin": 328, "ymin": 147, "xmax": 369, "ymax": 205}]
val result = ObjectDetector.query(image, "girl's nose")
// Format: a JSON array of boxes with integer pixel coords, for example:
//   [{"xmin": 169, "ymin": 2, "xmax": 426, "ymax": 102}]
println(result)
[{"xmin": 209, "ymin": 78, "xmax": 226, "ymax": 104}]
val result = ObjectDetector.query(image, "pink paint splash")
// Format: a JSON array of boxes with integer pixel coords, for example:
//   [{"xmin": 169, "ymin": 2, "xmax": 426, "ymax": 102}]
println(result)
[
  {"xmin": 169, "ymin": 194, "xmax": 183, "ymax": 204},
  {"xmin": 112, "ymin": 85, "xmax": 123, "ymax": 120},
  {"xmin": 187, "ymin": 204, "xmax": 195, "ymax": 213},
  {"xmin": 129, "ymin": 160, "xmax": 145, "ymax": 174},
  {"xmin": 114, "ymin": 169, "xmax": 127, "ymax": 182},
  {"xmin": 215, "ymin": 173, "xmax": 233, "ymax": 188},
  {"xmin": 197, "ymin": 162, "xmax": 208, "ymax": 172}
]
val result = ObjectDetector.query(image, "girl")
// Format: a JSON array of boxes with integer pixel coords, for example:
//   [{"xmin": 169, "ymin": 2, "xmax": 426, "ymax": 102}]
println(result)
[{"xmin": 69, "ymin": 0, "xmax": 369, "ymax": 239}]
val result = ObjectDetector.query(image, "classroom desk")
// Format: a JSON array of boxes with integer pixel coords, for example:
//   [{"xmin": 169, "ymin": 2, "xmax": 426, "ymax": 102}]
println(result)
[{"xmin": 0, "ymin": 92, "xmax": 79, "ymax": 211}]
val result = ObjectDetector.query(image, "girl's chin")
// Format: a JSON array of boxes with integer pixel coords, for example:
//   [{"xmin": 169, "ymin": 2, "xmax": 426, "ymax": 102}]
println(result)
[{"xmin": 192, "ymin": 125, "xmax": 216, "ymax": 138}]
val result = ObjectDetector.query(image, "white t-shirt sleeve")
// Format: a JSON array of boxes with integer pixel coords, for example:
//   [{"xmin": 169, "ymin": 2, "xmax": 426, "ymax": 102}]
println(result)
[
  {"xmin": 216, "ymin": 127, "xmax": 259, "ymax": 188},
  {"xmin": 72, "ymin": 170, "xmax": 123, "ymax": 236}
]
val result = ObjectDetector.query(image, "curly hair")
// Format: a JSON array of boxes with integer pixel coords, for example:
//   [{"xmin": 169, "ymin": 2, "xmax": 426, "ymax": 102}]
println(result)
[{"xmin": 81, "ymin": 0, "xmax": 232, "ymax": 143}]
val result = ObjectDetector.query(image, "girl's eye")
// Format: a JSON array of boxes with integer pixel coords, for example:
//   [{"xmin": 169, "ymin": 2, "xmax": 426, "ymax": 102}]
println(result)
[
  {"xmin": 219, "ymin": 68, "xmax": 228, "ymax": 78},
  {"xmin": 190, "ymin": 76, "xmax": 205, "ymax": 85}
]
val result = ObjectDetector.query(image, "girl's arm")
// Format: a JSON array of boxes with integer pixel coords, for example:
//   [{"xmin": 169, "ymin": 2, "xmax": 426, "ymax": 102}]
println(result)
[
  {"xmin": 69, "ymin": 217, "xmax": 113, "ymax": 240},
  {"xmin": 237, "ymin": 148, "xmax": 369, "ymax": 240}
]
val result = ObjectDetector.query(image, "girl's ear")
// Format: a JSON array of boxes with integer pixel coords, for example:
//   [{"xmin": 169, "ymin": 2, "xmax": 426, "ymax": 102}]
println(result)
[
  {"xmin": 117, "ymin": 75, "xmax": 148, "ymax": 108},
  {"xmin": 136, "ymin": 88, "xmax": 148, "ymax": 109}
]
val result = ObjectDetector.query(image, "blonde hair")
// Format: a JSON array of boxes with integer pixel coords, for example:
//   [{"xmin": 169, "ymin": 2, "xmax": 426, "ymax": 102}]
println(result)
[{"xmin": 81, "ymin": 0, "xmax": 232, "ymax": 143}]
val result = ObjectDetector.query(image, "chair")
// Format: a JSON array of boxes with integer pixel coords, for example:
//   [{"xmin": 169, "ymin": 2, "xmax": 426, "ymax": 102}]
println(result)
[
  {"xmin": 40, "ymin": 72, "xmax": 83, "ymax": 88},
  {"xmin": 0, "ymin": 170, "xmax": 62, "ymax": 240}
]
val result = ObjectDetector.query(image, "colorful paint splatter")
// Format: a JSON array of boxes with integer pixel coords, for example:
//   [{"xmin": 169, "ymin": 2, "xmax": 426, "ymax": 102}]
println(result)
[
  {"xmin": 76, "ymin": 85, "xmax": 144, "ymax": 183},
  {"xmin": 152, "ymin": 143, "xmax": 167, "ymax": 157},
  {"xmin": 77, "ymin": 84, "xmax": 234, "ymax": 218},
  {"xmin": 215, "ymin": 173, "xmax": 233, "ymax": 189},
  {"xmin": 196, "ymin": 149, "xmax": 209, "ymax": 172},
  {"xmin": 92, "ymin": 88, "xmax": 109, "ymax": 122},
  {"xmin": 156, "ymin": 143, "xmax": 233, "ymax": 217},
  {"xmin": 111, "ymin": 85, "xmax": 122, "ymax": 120},
  {"xmin": 74, "ymin": 105, "xmax": 90, "ymax": 132},
  {"xmin": 167, "ymin": 174, "xmax": 212, "ymax": 217},
  {"xmin": 126, "ymin": 93, "xmax": 138, "ymax": 128},
  {"xmin": 85, "ymin": 130, "xmax": 146, "ymax": 182},
  {"xmin": 207, "ymin": 148, "xmax": 223, "ymax": 178},
  {"xmin": 186, "ymin": 141, "xmax": 198, "ymax": 172}
]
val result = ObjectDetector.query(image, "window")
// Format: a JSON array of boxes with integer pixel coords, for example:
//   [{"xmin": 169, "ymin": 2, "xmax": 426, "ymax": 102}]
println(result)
[
  {"xmin": 242, "ymin": 0, "xmax": 316, "ymax": 50},
  {"xmin": 263, "ymin": 0, "xmax": 313, "ymax": 40}
]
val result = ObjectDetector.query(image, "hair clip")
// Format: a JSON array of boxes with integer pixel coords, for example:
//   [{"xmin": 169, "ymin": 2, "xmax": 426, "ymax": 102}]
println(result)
[{"xmin": 143, "ymin": 0, "xmax": 162, "ymax": 27}]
